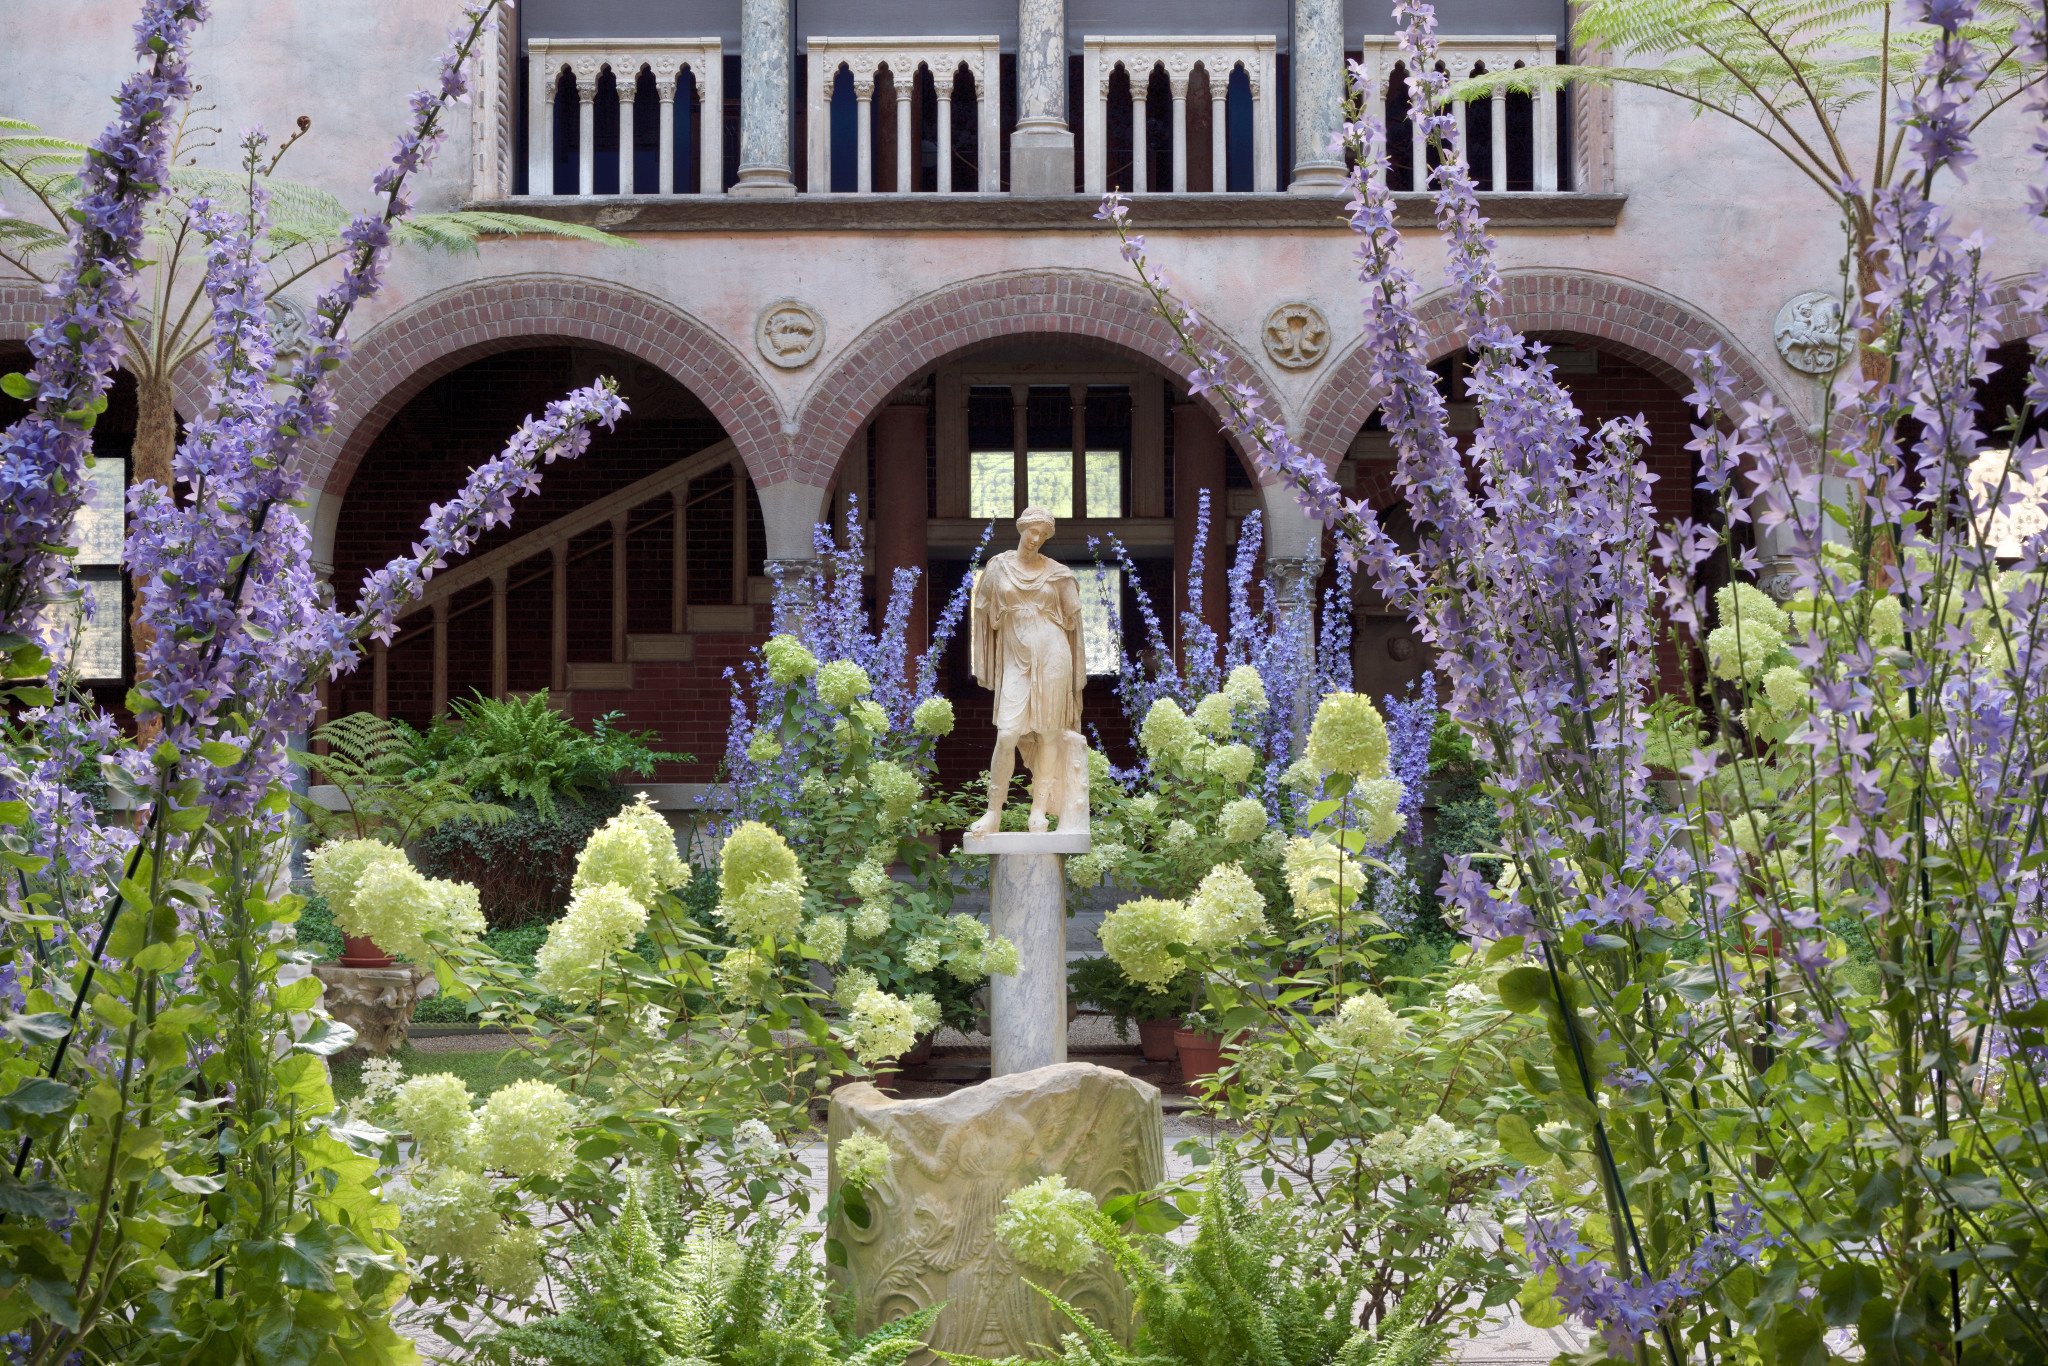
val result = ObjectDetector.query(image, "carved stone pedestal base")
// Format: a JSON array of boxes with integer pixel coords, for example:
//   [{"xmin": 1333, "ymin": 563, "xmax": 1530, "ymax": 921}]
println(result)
[
  {"xmin": 828, "ymin": 1062, "xmax": 1164, "ymax": 1358},
  {"xmin": 312, "ymin": 963, "xmax": 431, "ymax": 1057}
]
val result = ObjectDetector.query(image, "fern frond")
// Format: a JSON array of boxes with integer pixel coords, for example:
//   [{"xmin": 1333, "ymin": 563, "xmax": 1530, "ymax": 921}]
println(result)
[{"xmin": 397, "ymin": 209, "xmax": 630, "ymax": 253}]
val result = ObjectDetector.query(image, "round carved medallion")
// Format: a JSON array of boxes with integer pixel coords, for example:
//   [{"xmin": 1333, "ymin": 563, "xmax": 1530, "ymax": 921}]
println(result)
[
  {"xmin": 1262, "ymin": 301, "xmax": 1330, "ymax": 370},
  {"xmin": 757, "ymin": 299, "xmax": 825, "ymax": 369},
  {"xmin": 1772, "ymin": 290, "xmax": 1851, "ymax": 376},
  {"xmin": 266, "ymin": 295, "xmax": 311, "ymax": 358}
]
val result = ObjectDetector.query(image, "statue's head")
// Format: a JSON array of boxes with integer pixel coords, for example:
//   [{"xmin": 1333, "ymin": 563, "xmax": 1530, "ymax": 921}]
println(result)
[{"xmin": 1016, "ymin": 506, "xmax": 1056, "ymax": 551}]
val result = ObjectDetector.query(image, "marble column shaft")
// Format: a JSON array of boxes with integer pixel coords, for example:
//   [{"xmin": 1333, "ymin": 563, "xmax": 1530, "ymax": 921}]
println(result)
[
  {"xmin": 1290, "ymin": 0, "xmax": 1347, "ymax": 192},
  {"xmin": 989, "ymin": 852, "xmax": 1068, "ymax": 1076},
  {"xmin": 1011, "ymin": 0, "xmax": 1074, "ymax": 194},
  {"xmin": 735, "ymin": 0, "xmax": 796, "ymax": 195}
]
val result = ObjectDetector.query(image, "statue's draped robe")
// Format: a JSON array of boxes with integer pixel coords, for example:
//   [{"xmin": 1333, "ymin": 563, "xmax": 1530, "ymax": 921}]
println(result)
[{"xmin": 971, "ymin": 551, "xmax": 1082, "ymax": 811}]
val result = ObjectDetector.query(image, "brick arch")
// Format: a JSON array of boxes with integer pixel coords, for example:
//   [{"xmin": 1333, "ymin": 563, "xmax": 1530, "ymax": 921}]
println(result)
[
  {"xmin": 1299, "ymin": 270, "xmax": 1793, "ymax": 467},
  {"xmin": 0, "ymin": 280, "xmax": 208, "ymax": 420},
  {"xmin": 788, "ymin": 269, "xmax": 1278, "ymax": 486},
  {"xmin": 301, "ymin": 274, "xmax": 789, "ymax": 499}
]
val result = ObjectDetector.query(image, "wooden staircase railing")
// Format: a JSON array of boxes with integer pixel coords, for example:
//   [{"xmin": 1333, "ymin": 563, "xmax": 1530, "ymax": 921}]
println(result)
[{"xmin": 368, "ymin": 438, "xmax": 757, "ymax": 717}]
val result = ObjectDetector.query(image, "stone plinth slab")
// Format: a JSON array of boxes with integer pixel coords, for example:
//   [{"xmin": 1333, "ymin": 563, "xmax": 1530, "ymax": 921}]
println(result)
[
  {"xmin": 961, "ymin": 829, "xmax": 1091, "ymax": 855},
  {"xmin": 828, "ymin": 1063, "xmax": 1164, "ymax": 1358}
]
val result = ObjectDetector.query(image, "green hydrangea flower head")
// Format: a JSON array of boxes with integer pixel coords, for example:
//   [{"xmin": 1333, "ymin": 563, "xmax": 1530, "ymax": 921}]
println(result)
[
  {"xmin": 846, "ymin": 987, "xmax": 920, "ymax": 1066},
  {"xmin": 308, "ymin": 838, "xmax": 408, "ymax": 926},
  {"xmin": 340, "ymin": 857, "xmax": 479, "ymax": 963},
  {"xmin": 904, "ymin": 936, "xmax": 944, "ymax": 974},
  {"xmin": 534, "ymin": 882, "xmax": 650, "ymax": 1001},
  {"xmin": 746, "ymin": 732, "xmax": 784, "ymax": 764},
  {"xmin": 1192, "ymin": 691, "xmax": 1234, "ymax": 737},
  {"xmin": 1099, "ymin": 897, "xmax": 1197, "ymax": 990},
  {"xmin": 868, "ymin": 759, "xmax": 921, "ymax": 823},
  {"xmin": 997, "ymin": 1174, "xmax": 1099, "ymax": 1275},
  {"xmin": 474, "ymin": 1080, "xmax": 577, "ymax": 1178},
  {"xmin": 1223, "ymin": 665, "xmax": 1270, "ymax": 714},
  {"xmin": 816, "ymin": 658, "xmax": 874, "ymax": 710},
  {"xmin": 1138, "ymin": 697, "xmax": 1199, "ymax": 761},
  {"xmin": 1284, "ymin": 836, "xmax": 1363, "ymax": 922},
  {"xmin": 1354, "ymin": 776, "xmax": 1407, "ymax": 847},
  {"xmin": 1326, "ymin": 991, "xmax": 1407, "ymax": 1061},
  {"xmin": 1188, "ymin": 862, "xmax": 1268, "ymax": 950},
  {"xmin": 716, "ymin": 945, "xmax": 772, "ymax": 1001},
  {"xmin": 1761, "ymin": 665, "xmax": 1807, "ymax": 714},
  {"xmin": 907, "ymin": 991, "xmax": 943, "ymax": 1034},
  {"xmin": 1207, "ymin": 742, "xmax": 1257, "ymax": 786},
  {"xmin": 1307, "ymin": 692, "xmax": 1391, "ymax": 778},
  {"xmin": 834, "ymin": 967, "xmax": 878, "ymax": 1010},
  {"xmin": 612, "ymin": 792, "xmax": 689, "ymax": 893},
  {"xmin": 1868, "ymin": 594, "xmax": 1904, "ymax": 646},
  {"xmin": 717, "ymin": 821, "xmax": 807, "ymax": 942},
  {"xmin": 804, "ymin": 913, "xmax": 848, "ymax": 963},
  {"xmin": 475, "ymin": 1222, "xmax": 545, "ymax": 1299},
  {"xmin": 763, "ymin": 633, "xmax": 819, "ymax": 685},
  {"xmin": 836, "ymin": 1131, "xmax": 893, "ymax": 1191},
  {"xmin": 982, "ymin": 934, "xmax": 1020, "ymax": 978},
  {"xmin": 400, "ymin": 1166, "xmax": 500, "ymax": 1265},
  {"xmin": 572, "ymin": 811, "xmax": 661, "ymax": 906},
  {"xmin": 912, "ymin": 696, "xmax": 956, "ymax": 736},
  {"xmin": 849, "ymin": 855, "xmax": 894, "ymax": 901},
  {"xmin": 851, "ymin": 900, "xmax": 891, "ymax": 940},
  {"xmin": 850, "ymin": 699, "xmax": 888, "ymax": 731},
  {"xmin": 1218, "ymin": 796, "xmax": 1268, "ymax": 844},
  {"xmin": 392, "ymin": 1073, "xmax": 475, "ymax": 1165},
  {"xmin": 1279, "ymin": 757, "xmax": 1322, "ymax": 795}
]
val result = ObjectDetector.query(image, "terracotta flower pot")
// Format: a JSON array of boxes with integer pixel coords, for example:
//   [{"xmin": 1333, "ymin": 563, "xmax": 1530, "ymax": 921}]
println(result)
[
  {"xmin": 1137, "ymin": 1016, "xmax": 1179, "ymax": 1063},
  {"xmin": 1174, "ymin": 1028, "xmax": 1230, "ymax": 1085},
  {"xmin": 899, "ymin": 1031, "xmax": 936, "ymax": 1068},
  {"xmin": 339, "ymin": 933, "xmax": 396, "ymax": 969}
]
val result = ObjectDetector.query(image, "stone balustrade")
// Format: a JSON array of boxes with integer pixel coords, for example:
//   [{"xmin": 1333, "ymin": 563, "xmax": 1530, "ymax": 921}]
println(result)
[
  {"xmin": 507, "ymin": 26, "xmax": 1571, "ymax": 199},
  {"xmin": 804, "ymin": 36, "xmax": 1003, "ymax": 194},
  {"xmin": 1357, "ymin": 33, "xmax": 1560, "ymax": 192},
  {"xmin": 526, "ymin": 37, "xmax": 725, "ymax": 197},
  {"xmin": 1080, "ymin": 35, "xmax": 1279, "ymax": 195}
]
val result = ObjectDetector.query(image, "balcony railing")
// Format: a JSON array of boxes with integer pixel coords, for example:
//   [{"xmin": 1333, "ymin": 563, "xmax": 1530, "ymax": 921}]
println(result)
[
  {"xmin": 527, "ymin": 37, "xmax": 725, "ymax": 196},
  {"xmin": 505, "ymin": 30, "xmax": 1571, "ymax": 200},
  {"xmin": 804, "ymin": 36, "xmax": 1002, "ymax": 193},
  {"xmin": 1357, "ymin": 34, "xmax": 1560, "ymax": 192},
  {"xmin": 1080, "ymin": 36, "xmax": 1278, "ymax": 194}
]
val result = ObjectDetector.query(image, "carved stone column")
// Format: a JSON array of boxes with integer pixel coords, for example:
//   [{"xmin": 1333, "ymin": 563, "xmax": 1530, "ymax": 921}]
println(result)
[
  {"xmin": 734, "ymin": 0, "xmax": 796, "ymax": 196},
  {"xmin": 1011, "ymin": 0, "xmax": 1074, "ymax": 193},
  {"xmin": 1289, "ymin": 0, "xmax": 1347, "ymax": 193}
]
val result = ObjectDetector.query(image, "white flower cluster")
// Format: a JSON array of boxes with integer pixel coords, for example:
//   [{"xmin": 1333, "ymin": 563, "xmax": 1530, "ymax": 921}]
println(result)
[
  {"xmin": 716, "ymin": 820, "xmax": 808, "ymax": 943},
  {"xmin": 996, "ymin": 1174, "xmax": 1099, "ymax": 1275},
  {"xmin": 533, "ymin": 882, "xmax": 649, "ymax": 1001},
  {"xmin": 383, "ymin": 1066, "xmax": 579, "ymax": 1299},
  {"xmin": 308, "ymin": 839, "xmax": 484, "ymax": 963},
  {"xmin": 835, "ymin": 1131, "xmax": 893, "ymax": 1191}
]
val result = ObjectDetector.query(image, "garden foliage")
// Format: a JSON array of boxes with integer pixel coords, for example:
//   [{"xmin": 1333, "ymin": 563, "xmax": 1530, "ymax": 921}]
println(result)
[
  {"xmin": 0, "ymin": 3, "xmax": 627, "ymax": 1360},
  {"xmin": 1111, "ymin": 0, "xmax": 2048, "ymax": 1360}
]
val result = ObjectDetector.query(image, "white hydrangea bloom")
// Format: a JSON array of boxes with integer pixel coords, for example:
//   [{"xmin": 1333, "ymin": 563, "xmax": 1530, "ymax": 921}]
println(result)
[
  {"xmin": 533, "ymin": 883, "xmax": 650, "ymax": 1001},
  {"xmin": 474, "ymin": 1080, "xmax": 577, "ymax": 1178}
]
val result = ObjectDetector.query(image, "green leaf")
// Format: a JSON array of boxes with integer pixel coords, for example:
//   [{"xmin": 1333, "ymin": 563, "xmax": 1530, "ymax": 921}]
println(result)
[
  {"xmin": 1494, "ymin": 1114, "xmax": 1551, "ymax": 1168},
  {"xmin": 0, "ymin": 799, "xmax": 29, "ymax": 826},
  {"xmin": 1819, "ymin": 1260, "xmax": 1884, "ymax": 1327},
  {"xmin": 197, "ymin": 739, "xmax": 243, "ymax": 767},
  {"xmin": 1496, "ymin": 965, "xmax": 1553, "ymax": 1013},
  {"xmin": 1516, "ymin": 1271, "xmax": 1563, "ymax": 1329},
  {"xmin": 0, "ymin": 372, "xmax": 32, "ymax": 401},
  {"xmin": 0, "ymin": 1077, "xmax": 76, "ymax": 1120},
  {"xmin": 5, "ymin": 1011, "xmax": 73, "ymax": 1045}
]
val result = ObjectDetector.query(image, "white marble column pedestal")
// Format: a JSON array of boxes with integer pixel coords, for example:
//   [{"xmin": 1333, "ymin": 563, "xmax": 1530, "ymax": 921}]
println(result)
[{"xmin": 965, "ymin": 828, "xmax": 1088, "ymax": 1076}]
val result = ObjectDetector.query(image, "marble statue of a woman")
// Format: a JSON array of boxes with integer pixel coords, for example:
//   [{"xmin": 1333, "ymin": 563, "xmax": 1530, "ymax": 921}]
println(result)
[{"xmin": 967, "ymin": 507, "xmax": 1090, "ymax": 836}]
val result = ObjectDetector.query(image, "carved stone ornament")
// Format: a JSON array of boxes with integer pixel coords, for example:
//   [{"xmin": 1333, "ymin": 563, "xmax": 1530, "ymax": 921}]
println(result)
[
  {"xmin": 1263, "ymin": 300, "xmax": 1331, "ymax": 370},
  {"xmin": 266, "ymin": 295, "xmax": 311, "ymax": 358},
  {"xmin": 757, "ymin": 299, "xmax": 825, "ymax": 369},
  {"xmin": 311, "ymin": 962, "xmax": 433, "ymax": 1057},
  {"xmin": 828, "ymin": 1063, "xmax": 1166, "ymax": 1356},
  {"xmin": 1773, "ymin": 290, "xmax": 1852, "ymax": 376}
]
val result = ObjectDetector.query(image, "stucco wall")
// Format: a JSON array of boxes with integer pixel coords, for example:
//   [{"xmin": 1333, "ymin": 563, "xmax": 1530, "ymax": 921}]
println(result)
[{"xmin": 3, "ymin": 0, "xmax": 2041, "ymax": 518}]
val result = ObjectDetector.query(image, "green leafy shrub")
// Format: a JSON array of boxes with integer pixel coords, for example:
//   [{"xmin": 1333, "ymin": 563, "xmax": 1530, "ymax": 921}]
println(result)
[
  {"xmin": 296, "ymin": 709, "xmax": 509, "ymax": 845},
  {"xmin": 294, "ymin": 893, "xmax": 346, "ymax": 962},
  {"xmin": 1068, "ymin": 954, "xmax": 1195, "ymax": 1039},
  {"xmin": 409, "ymin": 691, "xmax": 683, "ymax": 816},
  {"xmin": 480, "ymin": 1176, "xmax": 936, "ymax": 1366},
  {"xmin": 975, "ymin": 1162, "xmax": 1451, "ymax": 1366},
  {"xmin": 415, "ymin": 792, "xmax": 628, "ymax": 927}
]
